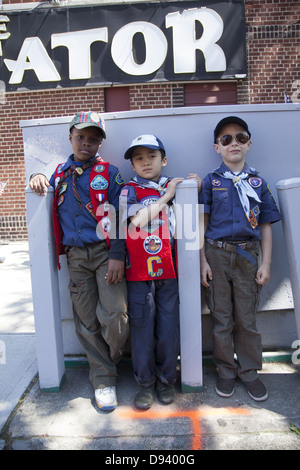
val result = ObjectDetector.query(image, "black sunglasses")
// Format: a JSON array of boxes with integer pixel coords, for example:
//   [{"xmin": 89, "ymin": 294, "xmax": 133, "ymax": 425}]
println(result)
[{"xmin": 217, "ymin": 133, "xmax": 250, "ymax": 146}]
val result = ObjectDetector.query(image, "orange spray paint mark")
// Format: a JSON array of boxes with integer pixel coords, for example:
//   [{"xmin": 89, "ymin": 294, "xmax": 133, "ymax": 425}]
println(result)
[{"xmin": 118, "ymin": 407, "xmax": 250, "ymax": 450}]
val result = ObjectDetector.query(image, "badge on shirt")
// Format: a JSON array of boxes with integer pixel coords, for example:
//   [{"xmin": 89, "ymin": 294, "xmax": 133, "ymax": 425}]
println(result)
[
  {"xmin": 144, "ymin": 235, "xmax": 162, "ymax": 255},
  {"xmin": 58, "ymin": 183, "xmax": 67, "ymax": 196},
  {"xmin": 57, "ymin": 195, "xmax": 64, "ymax": 207},
  {"xmin": 246, "ymin": 209, "xmax": 258, "ymax": 229},
  {"xmin": 94, "ymin": 164, "xmax": 105, "ymax": 173},
  {"xmin": 212, "ymin": 179, "xmax": 222, "ymax": 187},
  {"xmin": 120, "ymin": 188, "xmax": 128, "ymax": 197},
  {"xmin": 57, "ymin": 163, "xmax": 65, "ymax": 174},
  {"xmin": 90, "ymin": 175, "xmax": 108, "ymax": 190},
  {"xmin": 55, "ymin": 176, "xmax": 61, "ymax": 189},
  {"xmin": 115, "ymin": 173, "xmax": 124, "ymax": 185},
  {"xmin": 85, "ymin": 201, "xmax": 96, "ymax": 219},
  {"xmin": 248, "ymin": 177, "xmax": 262, "ymax": 188}
]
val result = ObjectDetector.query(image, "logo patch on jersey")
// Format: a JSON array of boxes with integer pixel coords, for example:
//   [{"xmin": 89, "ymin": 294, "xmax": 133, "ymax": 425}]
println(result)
[
  {"xmin": 58, "ymin": 182, "xmax": 67, "ymax": 196},
  {"xmin": 141, "ymin": 195, "xmax": 160, "ymax": 207},
  {"xmin": 252, "ymin": 205, "xmax": 260, "ymax": 217},
  {"xmin": 146, "ymin": 217, "xmax": 164, "ymax": 234},
  {"xmin": 212, "ymin": 179, "xmax": 221, "ymax": 187},
  {"xmin": 120, "ymin": 188, "xmax": 128, "ymax": 197},
  {"xmin": 57, "ymin": 195, "xmax": 64, "ymax": 206},
  {"xmin": 55, "ymin": 176, "xmax": 61, "ymax": 189},
  {"xmin": 94, "ymin": 164, "xmax": 105, "ymax": 173},
  {"xmin": 144, "ymin": 235, "xmax": 162, "ymax": 255},
  {"xmin": 248, "ymin": 177, "xmax": 262, "ymax": 188},
  {"xmin": 90, "ymin": 175, "xmax": 108, "ymax": 190},
  {"xmin": 115, "ymin": 173, "xmax": 124, "ymax": 185},
  {"xmin": 57, "ymin": 163, "xmax": 65, "ymax": 174},
  {"xmin": 85, "ymin": 201, "xmax": 96, "ymax": 219}
]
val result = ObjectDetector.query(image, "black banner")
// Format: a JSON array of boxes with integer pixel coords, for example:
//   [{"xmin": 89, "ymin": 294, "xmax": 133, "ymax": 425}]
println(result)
[{"xmin": 0, "ymin": 1, "xmax": 247, "ymax": 91}]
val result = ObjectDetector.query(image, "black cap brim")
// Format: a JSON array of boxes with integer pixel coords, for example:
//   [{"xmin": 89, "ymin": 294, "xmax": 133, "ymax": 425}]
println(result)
[{"xmin": 214, "ymin": 116, "xmax": 251, "ymax": 143}]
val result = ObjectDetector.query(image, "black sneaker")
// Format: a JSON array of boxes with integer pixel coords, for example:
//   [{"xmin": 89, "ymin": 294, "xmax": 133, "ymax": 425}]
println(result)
[
  {"xmin": 215, "ymin": 376, "xmax": 235, "ymax": 398},
  {"xmin": 243, "ymin": 378, "xmax": 268, "ymax": 401}
]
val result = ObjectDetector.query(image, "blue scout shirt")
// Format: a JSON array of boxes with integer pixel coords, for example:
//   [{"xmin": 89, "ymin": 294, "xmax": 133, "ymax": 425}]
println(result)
[
  {"xmin": 49, "ymin": 154, "xmax": 125, "ymax": 260},
  {"xmin": 200, "ymin": 162, "xmax": 281, "ymax": 241}
]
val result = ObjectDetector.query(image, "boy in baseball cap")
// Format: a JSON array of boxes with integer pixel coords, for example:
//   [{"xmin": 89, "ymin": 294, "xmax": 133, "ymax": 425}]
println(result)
[
  {"xmin": 200, "ymin": 116, "xmax": 281, "ymax": 402},
  {"xmin": 69, "ymin": 111, "xmax": 106, "ymax": 138},
  {"xmin": 30, "ymin": 111, "xmax": 129, "ymax": 411},
  {"xmin": 120, "ymin": 134, "xmax": 184, "ymax": 410}
]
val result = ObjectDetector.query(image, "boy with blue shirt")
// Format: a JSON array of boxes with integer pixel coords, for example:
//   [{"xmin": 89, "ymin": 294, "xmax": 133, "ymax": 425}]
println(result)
[
  {"xmin": 29, "ymin": 111, "xmax": 129, "ymax": 411},
  {"xmin": 200, "ymin": 116, "xmax": 281, "ymax": 402},
  {"xmin": 120, "ymin": 134, "xmax": 186, "ymax": 410}
]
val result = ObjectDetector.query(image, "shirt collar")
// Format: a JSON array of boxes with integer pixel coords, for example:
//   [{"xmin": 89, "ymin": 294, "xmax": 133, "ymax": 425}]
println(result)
[
  {"xmin": 63, "ymin": 153, "xmax": 99, "ymax": 170},
  {"xmin": 132, "ymin": 174, "xmax": 167, "ymax": 185},
  {"xmin": 214, "ymin": 161, "xmax": 258, "ymax": 176}
]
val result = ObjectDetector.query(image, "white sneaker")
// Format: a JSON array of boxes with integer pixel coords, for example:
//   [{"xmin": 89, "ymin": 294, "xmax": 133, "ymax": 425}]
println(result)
[{"xmin": 95, "ymin": 386, "xmax": 117, "ymax": 411}]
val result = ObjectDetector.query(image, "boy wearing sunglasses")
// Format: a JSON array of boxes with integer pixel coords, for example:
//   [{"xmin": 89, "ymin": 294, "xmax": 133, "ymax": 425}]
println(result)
[{"xmin": 200, "ymin": 116, "xmax": 281, "ymax": 402}]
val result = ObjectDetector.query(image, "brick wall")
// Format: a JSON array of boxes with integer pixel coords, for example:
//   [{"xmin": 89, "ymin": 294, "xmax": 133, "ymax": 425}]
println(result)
[
  {"xmin": 0, "ymin": 0, "xmax": 299, "ymax": 241},
  {"xmin": 246, "ymin": 0, "xmax": 300, "ymax": 104}
]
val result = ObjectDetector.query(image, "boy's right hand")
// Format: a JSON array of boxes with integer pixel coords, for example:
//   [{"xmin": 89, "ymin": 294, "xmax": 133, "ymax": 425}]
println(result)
[
  {"xmin": 30, "ymin": 174, "xmax": 50, "ymax": 196},
  {"xmin": 165, "ymin": 177, "xmax": 184, "ymax": 200}
]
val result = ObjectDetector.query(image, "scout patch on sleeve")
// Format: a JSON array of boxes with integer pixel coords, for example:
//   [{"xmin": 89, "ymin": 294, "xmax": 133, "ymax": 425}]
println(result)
[{"xmin": 115, "ymin": 172, "xmax": 124, "ymax": 185}]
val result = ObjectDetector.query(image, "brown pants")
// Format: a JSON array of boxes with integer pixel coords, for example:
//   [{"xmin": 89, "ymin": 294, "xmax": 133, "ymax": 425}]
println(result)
[
  {"xmin": 205, "ymin": 241, "xmax": 262, "ymax": 382},
  {"xmin": 66, "ymin": 242, "xmax": 129, "ymax": 389}
]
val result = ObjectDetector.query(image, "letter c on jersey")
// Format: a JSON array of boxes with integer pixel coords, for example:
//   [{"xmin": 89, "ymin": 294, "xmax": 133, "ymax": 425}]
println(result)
[{"xmin": 147, "ymin": 256, "xmax": 163, "ymax": 278}]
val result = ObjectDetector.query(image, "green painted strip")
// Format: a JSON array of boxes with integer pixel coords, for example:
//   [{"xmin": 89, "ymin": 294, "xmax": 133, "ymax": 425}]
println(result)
[
  {"xmin": 181, "ymin": 384, "xmax": 203, "ymax": 393},
  {"xmin": 40, "ymin": 373, "xmax": 66, "ymax": 393}
]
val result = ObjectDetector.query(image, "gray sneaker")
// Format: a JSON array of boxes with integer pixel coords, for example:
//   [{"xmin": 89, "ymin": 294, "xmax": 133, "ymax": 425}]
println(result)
[
  {"xmin": 215, "ymin": 376, "xmax": 235, "ymax": 398},
  {"xmin": 243, "ymin": 378, "xmax": 268, "ymax": 401}
]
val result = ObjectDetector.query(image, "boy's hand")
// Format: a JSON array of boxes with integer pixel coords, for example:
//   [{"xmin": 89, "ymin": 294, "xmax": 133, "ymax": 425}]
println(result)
[
  {"xmin": 30, "ymin": 174, "xmax": 50, "ymax": 196},
  {"xmin": 200, "ymin": 259, "xmax": 213, "ymax": 287},
  {"xmin": 187, "ymin": 173, "xmax": 203, "ymax": 193},
  {"xmin": 165, "ymin": 177, "xmax": 184, "ymax": 200},
  {"xmin": 256, "ymin": 263, "xmax": 270, "ymax": 285},
  {"xmin": 106, "ymin": 259, "xmax": 124, "ymax": 284}
]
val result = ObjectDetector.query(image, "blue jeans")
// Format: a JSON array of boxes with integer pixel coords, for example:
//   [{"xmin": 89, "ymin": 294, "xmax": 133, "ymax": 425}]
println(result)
[{"xmin": 127, "ymin": 278, "xmax": 180, "ymax": 387}]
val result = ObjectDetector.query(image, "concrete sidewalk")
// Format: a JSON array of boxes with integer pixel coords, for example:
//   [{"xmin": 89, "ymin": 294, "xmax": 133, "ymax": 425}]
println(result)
[
  {"xmin": 0, "ymin": 242, "xmax": 37, "ymax": 443},
  {"xmin": 2, "ymin": 360, "xmax": 300, "ymax": 451},
  {"xmin": 0, "ymin": 243, "xmax": 300, "ymax": 451}
]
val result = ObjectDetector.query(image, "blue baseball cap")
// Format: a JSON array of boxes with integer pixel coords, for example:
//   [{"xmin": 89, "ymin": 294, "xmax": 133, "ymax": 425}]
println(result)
[{"xmin": 124, "ymin": 134, "xmax": 166, "ymax": 159}]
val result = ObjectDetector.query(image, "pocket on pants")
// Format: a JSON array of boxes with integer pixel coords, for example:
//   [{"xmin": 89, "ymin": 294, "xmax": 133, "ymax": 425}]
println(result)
[
  {"xmin": 128, "ymin": 293, "xmax": 147, "ymax": 328},
  {"xmin": 69, "ymin": 279, "xmax": 87, "ymax": 296}
]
